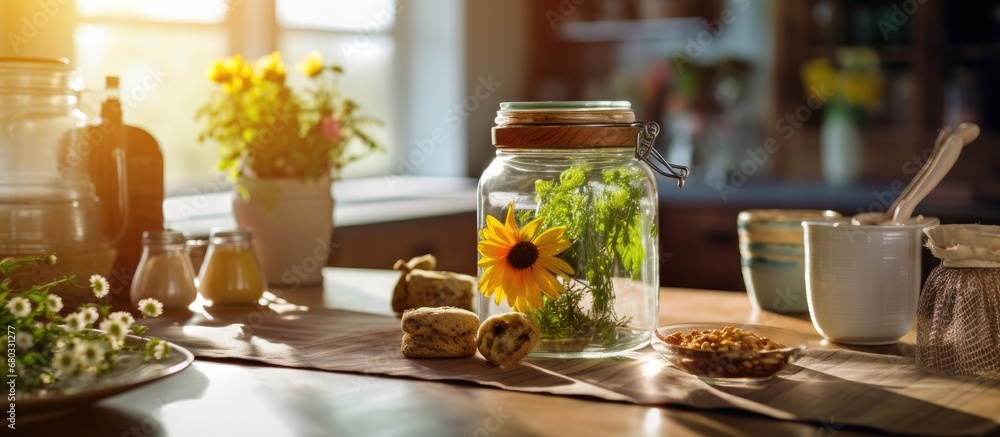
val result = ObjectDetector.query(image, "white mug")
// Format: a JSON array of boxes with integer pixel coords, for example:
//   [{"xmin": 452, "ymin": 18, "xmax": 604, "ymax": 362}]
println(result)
[{"xmin": 802, "ymin": 217, "xmax": 938, "ymax": 345}]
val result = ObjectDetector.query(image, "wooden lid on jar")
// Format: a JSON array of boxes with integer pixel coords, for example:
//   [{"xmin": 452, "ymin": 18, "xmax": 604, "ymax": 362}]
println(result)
[{"xmin": 492, "ymin": 101, "xmax": 640, "ymax": 148}]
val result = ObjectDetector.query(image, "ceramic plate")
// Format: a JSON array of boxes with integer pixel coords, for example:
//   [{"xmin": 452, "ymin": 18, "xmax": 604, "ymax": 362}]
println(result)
[{"xmin": 14, "ymin": 336, "xmax": 194, "ymax": 417}]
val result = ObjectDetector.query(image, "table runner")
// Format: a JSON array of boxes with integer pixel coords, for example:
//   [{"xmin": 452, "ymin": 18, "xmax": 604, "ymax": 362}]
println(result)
[{"xmin": 144, "ymin": 300, "xmax": 1000, "ymax": 436}]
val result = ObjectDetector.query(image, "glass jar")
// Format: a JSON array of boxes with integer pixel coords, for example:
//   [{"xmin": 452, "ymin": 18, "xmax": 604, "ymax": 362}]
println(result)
[
  {"xmin": 477, "ymin": 101, "xmax": 688, "ymax": 358},
  {"xmin": 130, "ymin": 230, "xmax": 198, "ymax": 311},
  {"xmin": 0, "ymin": 58, "xmax": 125, "ymax": 297},
  {"xmin": 197, "ymin": 228, "xmax": 265, "ymax": 305}
]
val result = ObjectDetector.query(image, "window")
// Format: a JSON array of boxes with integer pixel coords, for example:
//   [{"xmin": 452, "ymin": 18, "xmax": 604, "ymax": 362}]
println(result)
[{"xmin": 74, "ymin": 0, "xmax": 395, "ymax": 195}]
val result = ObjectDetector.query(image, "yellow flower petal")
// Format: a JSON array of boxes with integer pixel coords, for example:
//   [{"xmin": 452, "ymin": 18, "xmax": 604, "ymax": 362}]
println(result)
[
  {"xmin": 537, "ymin": 240, "xmax": 571, "ymax": 257},
  {"xmin": 255, "ymin": 51, "xmax": 286, "ymax": 84},
  {"xmin": 519, "ymin": 217, "xmax": 544, "ymax": 241},
  {"xmin": 477, "ymin": 242, "xmax": 511, "ymax": 259},
  {"xmin": 493, "ymin": 289, "xmax": 506, "ymax": 306},
  {"xmin": 532, "ymin": 226, "xmax": 566, "ymax": 245},
  {"xmin": 479, "ymin": 267, "xmax": 501, "ymax": 291},
  {"xmin": 477, "ymin": 257, "xmax": 506, "ymax": 268},
  {"xmin": 207, "ymin": 59, "xmax": 230, "ymax": 83},
  {"xmin": 538, "ymin": 255, "xmax": 575, "ymax": 278},
  {"xmin": 511, "ymin": 296, "xmax": 526, "ymax": 313},
  {"xmin": 484, "ymin": 214, "xmax": 518, "ymax": 246},
  {"xmin": 531, "ymin": 264, "xmax": 562, "ymax": 300},
  {"xmin": 296, "ymin": 51, "xmax": 325, "ymax": 78},
  {"xmin": 503, "ymin": 204, "xmax": 520, "ymax": 234},
  {"xmin": 525, "ymin": 288, "xmax": 544, "ymax": 312}
]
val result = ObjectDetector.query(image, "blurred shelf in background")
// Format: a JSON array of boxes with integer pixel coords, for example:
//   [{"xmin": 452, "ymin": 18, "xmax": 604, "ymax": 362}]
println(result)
[
  {"xmin": 557, "ymin": 17, "xmax": 705, "ymax": 42},
  {"xmin": 775, "ymin": 0, "xmax": 1000, "ymax": 184}
]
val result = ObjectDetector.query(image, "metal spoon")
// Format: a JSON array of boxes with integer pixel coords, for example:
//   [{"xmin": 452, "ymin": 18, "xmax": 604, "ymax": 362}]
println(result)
[{"xmin": 891, "ymin": 123, "xmax": 980, "ymax": 224}]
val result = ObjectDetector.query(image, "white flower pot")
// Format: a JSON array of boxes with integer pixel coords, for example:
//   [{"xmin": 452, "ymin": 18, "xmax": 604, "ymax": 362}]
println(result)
[{"xmin": 231, "ymin": 175, "xmax": 334, "ymax": 288}]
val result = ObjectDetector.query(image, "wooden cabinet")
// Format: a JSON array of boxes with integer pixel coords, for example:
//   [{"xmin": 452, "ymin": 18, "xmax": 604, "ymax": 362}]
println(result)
[{"xmin": 659, "ymin": 204, "xmax": 743, "ymax": 291}]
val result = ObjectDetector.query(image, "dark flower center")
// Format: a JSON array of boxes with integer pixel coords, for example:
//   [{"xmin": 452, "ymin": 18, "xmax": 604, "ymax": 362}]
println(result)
[{"xmin": 507, "ymin": 241, "xmax": 539, "ymax": 270}]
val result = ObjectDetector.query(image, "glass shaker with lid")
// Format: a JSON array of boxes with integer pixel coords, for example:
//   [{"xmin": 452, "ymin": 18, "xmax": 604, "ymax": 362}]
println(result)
[
  {"xmin": 477, "ymin": 101, "xmax": 688, "ymax": 358},
  {"xmin": 130, "ymin": 230, "xmax": 198, "ymax": 311},
  {"xmin": 197, "ymin": 228, "xmax": 266, "ymax": 305}
]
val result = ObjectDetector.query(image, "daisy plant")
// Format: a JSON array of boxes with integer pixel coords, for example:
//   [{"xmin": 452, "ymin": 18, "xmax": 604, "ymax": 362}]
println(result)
[
  {"xmin": 1, "ymin": 255, "xmax": 168, "ymax": 392},
  {"xmin": 196, "ymin": 51, "xmax": 384, "ymax": 196}
]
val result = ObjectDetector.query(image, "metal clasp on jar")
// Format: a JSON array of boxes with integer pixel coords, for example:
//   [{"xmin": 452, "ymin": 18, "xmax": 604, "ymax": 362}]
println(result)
[{"xmin": 632, "ymin": 121, "xmax": 689, "ymax": 188}]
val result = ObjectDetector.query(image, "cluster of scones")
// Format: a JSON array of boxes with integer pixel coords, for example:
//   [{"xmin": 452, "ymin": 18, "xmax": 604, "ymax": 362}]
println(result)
[
  {"xmin": 401, "ymin": 307, "xmax": 540, "ymax": 367},
  {"xmin": 401, "ymin": 307, "xmax": 541, "ymax": 367},
  {"xmin": 392, "ymin": 255, "xmax": 540, "ymax": 367}
]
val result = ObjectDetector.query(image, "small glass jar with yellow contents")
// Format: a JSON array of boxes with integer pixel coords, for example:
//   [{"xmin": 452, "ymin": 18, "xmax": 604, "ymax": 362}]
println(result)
[{"xmin": 197, "ymin": 228, "xmax": 265, "ymax": 305}]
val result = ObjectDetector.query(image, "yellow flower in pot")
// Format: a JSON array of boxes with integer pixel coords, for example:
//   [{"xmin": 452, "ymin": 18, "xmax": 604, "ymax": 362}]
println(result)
[
  {"xmin": 196, "ymin": 51, "xmax": 384, "ymax": 287},
  {"xmin": 800, "ymin": 48, "xmax": 883, "ymax": 185}
]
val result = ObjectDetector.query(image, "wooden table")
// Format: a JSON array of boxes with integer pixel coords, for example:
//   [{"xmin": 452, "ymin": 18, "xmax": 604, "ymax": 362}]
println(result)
[{"xmin": 20, "ymin": 268, "xmax": 927, "ymax": 436}]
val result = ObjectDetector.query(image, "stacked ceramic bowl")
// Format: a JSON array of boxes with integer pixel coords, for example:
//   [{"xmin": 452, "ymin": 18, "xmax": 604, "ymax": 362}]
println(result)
[{"xmin": 737, "ymin": 209, "xmax": 840, "ymax": 314}]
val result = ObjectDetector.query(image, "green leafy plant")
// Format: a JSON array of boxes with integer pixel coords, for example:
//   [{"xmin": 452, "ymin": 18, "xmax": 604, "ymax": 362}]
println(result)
[
  {"xmin": 530, "ymin": 164, "xmax": 651, "ymax": 345},
  {"xmin": 196, "ymin": 51, "xmax": 384, "ymax": 188},
  {"xmin": 1, "ymin": 255, "xmax": 168, "ymax": 392}
]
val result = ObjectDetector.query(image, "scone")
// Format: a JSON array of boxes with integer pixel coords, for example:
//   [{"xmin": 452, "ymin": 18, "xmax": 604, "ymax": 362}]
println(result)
[
  {"xmin": 401, "ymin": 333, "xmax": 477, "ymax": 358},
  {"xmin": 401, "ymin": 306, "xmax": 480, "ymax": 338},
  {"xmin": 400, "ymin": 306, "xmax": 480, "ymax": 359},
  {"xmin": 393, "ymin": 269, "xmax": 475, "ymax": 313},
  {"xmin": 391, "ymin": 254, "xmax": 437, "ymax": 312},
  {"xmin": 477, "ymin": 312, "xmax": 541, "ymax": 367}
]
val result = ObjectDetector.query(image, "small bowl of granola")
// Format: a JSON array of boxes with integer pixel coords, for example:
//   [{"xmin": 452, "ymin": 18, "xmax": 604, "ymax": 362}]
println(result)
[{"xmin": 651, "ymin": 324, "xmax": 807, "ymax": 386}]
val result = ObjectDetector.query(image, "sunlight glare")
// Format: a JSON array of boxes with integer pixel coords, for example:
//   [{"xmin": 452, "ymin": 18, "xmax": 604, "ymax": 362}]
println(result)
[
  {"xmin": 277, "ymin": 0, "xmax": 395, "ymax": 31},
  {"xmin": 642, "ymin": 408, "xmax": 663, "ymax": 436},
  {"xmin": 77, "ymin": 0, "xmax": 224, "ymax": 23}
]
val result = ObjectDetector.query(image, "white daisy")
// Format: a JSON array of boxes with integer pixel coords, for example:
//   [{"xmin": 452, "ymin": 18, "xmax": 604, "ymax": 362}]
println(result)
[
  {"xmin": 81, "ymin": 306, "xmax": 100, "ymax": 325},
  {"xmin": 151, "ymin": 339, "xmax": 171, "ymax": 360},
  {"xmin": 52, "ymin": 349, "xmax": 80, "ymax": 375},
  {"xmin": 90, "ymin": 274, "xmax": 110, "ymax": 298},
  {"xmin": 63, "ymin": 313, "xmax": 85, "ymax": 332},
  {"xmin": 99, "ymin": 319, "xmax": 128, "ymax": 342},
  {"xmin": 75, "ymin": 340, "xmax": 105, "ymax": 367},
  {"xmin": 15, "ymin": 331, "xmax": 33, "ymax": 350},
  {"xmin": 5, "ymin": 297, "xmax": 31, "ymax": 318},
  {"xmin": 39, "ymin": 372, "xmax": 54, "ymax": 385},
  {"xmin": 46, "ymin": 294, "xmax": 64, "ymax": 313},
  {"xmin": 138, "ymin": 298, "xmax": 164, "ymax": 318},
  {"xmin": 107, "ymin": 311, "xmax": 135, "ymax": 328}
]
